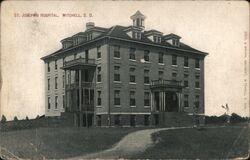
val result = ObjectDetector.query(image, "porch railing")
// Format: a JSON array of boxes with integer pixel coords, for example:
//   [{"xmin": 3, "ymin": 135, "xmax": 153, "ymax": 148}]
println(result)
[
  {"xmin": 150, "ymin": 79, "xmax": 182, "ymax": 88},
  {"xmin": 64, "ymin": 58, "xmax": 96, "ymax": 67},
  {"xmin": 66, "ymin": 82, "xmax": 95, "ymax": 89}
]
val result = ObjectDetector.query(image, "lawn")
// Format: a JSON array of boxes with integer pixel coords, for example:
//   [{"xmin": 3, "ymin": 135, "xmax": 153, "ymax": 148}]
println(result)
[
  {"xmin": 129, "ymin": 125, "xmax": 249, "ymax": 159},
  {"xmin": 0, "ymin": 127, "xmax": 142, "ymax": 159}
]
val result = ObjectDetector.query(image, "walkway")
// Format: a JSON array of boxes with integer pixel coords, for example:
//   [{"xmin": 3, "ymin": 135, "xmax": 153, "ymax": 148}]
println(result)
[{"xmin": 68, "ymin": 126, "xmax": 192, "ymax": 159}]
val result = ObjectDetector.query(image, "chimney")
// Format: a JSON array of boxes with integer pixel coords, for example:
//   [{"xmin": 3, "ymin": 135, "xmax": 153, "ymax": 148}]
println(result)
[{"xmin": 86, "ymin": 22, "xmax": 95, "ymax": 30}]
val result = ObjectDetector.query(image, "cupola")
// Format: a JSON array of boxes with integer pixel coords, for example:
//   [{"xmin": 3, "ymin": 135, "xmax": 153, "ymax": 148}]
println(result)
[{"xmin": 130, "ymin": 10, "xmax": 146, "ymax": 30}]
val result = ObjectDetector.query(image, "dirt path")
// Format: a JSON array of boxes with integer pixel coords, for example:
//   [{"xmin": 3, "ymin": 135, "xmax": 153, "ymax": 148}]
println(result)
[{"xmin": 68, "ymin": 126, "xmax": 192, "ymax": 159}]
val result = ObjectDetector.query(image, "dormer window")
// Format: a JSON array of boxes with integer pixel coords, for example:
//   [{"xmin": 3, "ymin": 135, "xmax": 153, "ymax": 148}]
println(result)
[
  {"xmin": 132, "ymin": 32, "xmax": 141, "ymax": 39},
  {"xmin": 86, "ymin": 33, "xmax": 92, "ymax": 41},
  {"xmin": 173, "ymin": 39, "xmax": 179, "ymax": 46},
  {"xmin": 62, "ymin": 41, "xmax": 73, "ymax": 49},
  {"xmin": 153, "ymin": 36, "xmax": 161, "ymax": 43},
  {"xmin": 163, "ymin": 33, "xmax": 181, "ymax": 47}
]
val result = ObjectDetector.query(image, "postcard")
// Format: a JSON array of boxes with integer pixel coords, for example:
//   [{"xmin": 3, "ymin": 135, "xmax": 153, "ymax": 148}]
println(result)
[{"xmin": 0, "ymin": 1, "xmax": 249, "ymax": 159}]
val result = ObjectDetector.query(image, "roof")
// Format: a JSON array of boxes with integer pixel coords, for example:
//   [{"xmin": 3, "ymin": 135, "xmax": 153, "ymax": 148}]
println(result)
[
  {"xmin": 144, "ymin": 29, "xmax": 163, "ymax": 36},
  {"xmin": 163, "ymin": 33, "xmax": 181, "ymax": 40},
  {"xmin": 130, "ymin": 10, "xmax": 146, "ymax": 19},
  {"xmin": 41, "ymin": 25, "xmax": 207, "ymax": 60}
]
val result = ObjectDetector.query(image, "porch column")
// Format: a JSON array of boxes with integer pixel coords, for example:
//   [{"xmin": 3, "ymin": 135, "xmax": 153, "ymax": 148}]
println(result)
[
  {"xmin": 178, "ymin": 92, "xmax": 182, "ymax": 112},
  {"xmin": 93, "ymin": 68, "xmax": 97, "ymax": 126},
  {"xmin": 163, "ymin": 91, "xmax": 166, "ymax": 111},
  {"xmin": 64, "ymin": 70, "xmax": 67, "ymax": 110},
  {"xmin": 69, "ymin": 71, "xmax": 72, "ymax": 110},
  {"xmin": 79, "ymin": 70, "xmax": 83, "ymax": 127},
  {"xmin": 160, "ymin": 91, "xmax": 164, "ymax": 111},
  {"xmin": 150, "ymin": 92, "xmax": 153, "ymax": 112}
]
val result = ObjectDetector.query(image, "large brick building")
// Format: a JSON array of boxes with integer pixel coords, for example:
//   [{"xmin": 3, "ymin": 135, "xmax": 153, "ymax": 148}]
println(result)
[{"xmin": 41, "ymin": 11, "xmax": 208, "ymax": 127}]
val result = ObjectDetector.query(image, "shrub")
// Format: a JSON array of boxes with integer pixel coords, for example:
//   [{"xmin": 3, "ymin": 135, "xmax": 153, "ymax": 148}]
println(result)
[
  {"xmin": 230, "ymin": 113, "xmax": 245, "ymax": 123},
  {"xmin": 1, "ymin": 115, "xmax": 7, "ymax": 123},
  {"xmin": 14, "ymin": 116, "xmax": 18, "ymax": 121}
]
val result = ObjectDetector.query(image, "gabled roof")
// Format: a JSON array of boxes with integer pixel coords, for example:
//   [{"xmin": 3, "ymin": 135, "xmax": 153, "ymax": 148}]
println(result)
[
  {"xmin": 144, "ymin": 29, "xmax": 163, "ymax": 36},
  {"xmin": 163, "ymin": 33, "xmax": 181, "ymax": 40},
  {"xmin": 41, "ymin": 25, "xmax": 207, "ymax": 60}
]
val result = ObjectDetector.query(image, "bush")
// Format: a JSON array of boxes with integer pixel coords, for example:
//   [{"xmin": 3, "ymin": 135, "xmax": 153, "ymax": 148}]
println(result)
[
  {"xmin": 26, "ymin": 116, "xmax": 29, "ymax": 120},
  {"xmin": 36, "ymin": 115, "xmax": 40, "ymax": 119},
  {"xmin": 230, "ymin": 113, "xmax": 246, "ymax": 123},
  {"xmin": 1, "ymin": 115, "xmax": 7, "ymax": 123},
  {"xmin": 14, "ymin": 116, "xmax": 18, "ymax": 121}
]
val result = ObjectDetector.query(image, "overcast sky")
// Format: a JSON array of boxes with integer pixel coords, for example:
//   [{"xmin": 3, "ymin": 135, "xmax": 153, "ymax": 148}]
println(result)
[{"xmin": 1, "ymin": 1, "xmax": 249, "ymax": 120}]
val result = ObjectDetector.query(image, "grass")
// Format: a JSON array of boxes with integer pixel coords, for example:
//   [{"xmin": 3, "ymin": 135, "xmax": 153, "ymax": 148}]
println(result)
[
  {"xmin": 0, "ymin": 127, "xmax": 142, "ymax": 159},
  {"xmin": 129, "ymin": 125, "xmax": 249, "ymax": 159}
]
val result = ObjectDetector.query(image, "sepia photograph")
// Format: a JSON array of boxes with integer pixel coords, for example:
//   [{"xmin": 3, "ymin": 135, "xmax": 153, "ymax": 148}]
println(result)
[{"xmin": 0, "ymin": 0, "xmax": 249, "ymax": 159}]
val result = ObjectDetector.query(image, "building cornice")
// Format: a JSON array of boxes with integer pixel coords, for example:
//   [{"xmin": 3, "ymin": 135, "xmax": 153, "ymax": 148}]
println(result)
[{"xmin": 41, "ymin": 35, "xmax": 208, "ymax": 61}]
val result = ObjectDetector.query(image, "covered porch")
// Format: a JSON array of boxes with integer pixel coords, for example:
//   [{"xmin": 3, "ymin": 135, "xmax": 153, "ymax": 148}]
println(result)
[{"xmin": 61, "ymin": 57, "xmax": 97, "ymax": 127}]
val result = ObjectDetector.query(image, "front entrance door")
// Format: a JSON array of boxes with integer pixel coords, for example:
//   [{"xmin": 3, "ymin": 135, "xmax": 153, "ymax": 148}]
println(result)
[{"xmin": 165, "ymin": 92, "xmax": 178, "ymax": 112}]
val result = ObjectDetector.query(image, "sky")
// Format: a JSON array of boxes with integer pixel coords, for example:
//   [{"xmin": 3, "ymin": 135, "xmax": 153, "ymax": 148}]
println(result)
[{"xmin": 0, "ymin": 1, "xmax": 249, "ymax": 120}]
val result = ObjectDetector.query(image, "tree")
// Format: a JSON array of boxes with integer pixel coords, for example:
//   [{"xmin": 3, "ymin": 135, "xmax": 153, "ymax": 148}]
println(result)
[
  {"xmin": 36, "ymin": 115, "xmax": 40, "ymax": 119},
  {"xmin": 1, "ymin": 115, "xmax": 7, "ymax": 123},
  {"xmin": 14, "ymin": 116, "xmax": 18, "ymax": 121},
  {"xmin": 25, "ymin": 116, "xmax": 29, "ymax": 120}
]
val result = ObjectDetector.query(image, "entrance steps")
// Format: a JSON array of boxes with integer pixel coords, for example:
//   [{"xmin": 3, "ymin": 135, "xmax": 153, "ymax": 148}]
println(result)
[{"xmin": 158, "ymin": 112, "xmax": 194, "ymax": 127}]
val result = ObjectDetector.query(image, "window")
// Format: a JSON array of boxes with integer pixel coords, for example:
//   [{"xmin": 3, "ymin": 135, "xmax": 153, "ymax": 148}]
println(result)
[
  {"xmin": 114, "ymin": 66, "xmax": 120, "ymax": 81},
  {"xmin": 130, "ymin": 91, "xmax": 136, "ymax": 106},
  {"xmin": 97, "ymin": 91, "xmax": 101, "ymax": 106},
  {"xmin": 173, "ymin": 39, "xmax": 179, "ymax": 46},
  {"xmin": 130, "ymin": 68, "xmax": 136, "ymax": 83},
  {"xmin": 195, "ymin": 81, "xmax": 200, "ymax": 88},
  {"xmin": 47, "ymin": 63, "xmax": 50, "ymax": 72},
  {"xmin": 97, "ymin": 67, "xmax": 101, "ymax": 82},
  {"xmin": 48, "ymin": 78, "xmax": 50, "ymax": 90},
  {"xmin": 130, "ymin": 115, "xmax": 136, "ymax": 126},
  {"xmin": 133, "ymin": 32, "xmax": 141, "ymax": 39},
  {"xmin": 196, "ymin": 75, "xmax": 200, "ymax": 80},
  {"xmin": 55, "ymin": 96, "xmax": 58, "ymax": 109},
  {"xmin": 63, "ymin": 57, "xmax": 66, "ymax": 66},
  {"xmin": 195, "ymin": 58, "xmax": 200, "ymax": 68},
  {"xmin": 172, "ymin": 55, "xmax": 177, "ymax": 65},
  {"xmin": 158, "ymin": 52, "xmax": 163, "ymax": 63},
  {"xmin": 153, "ymin": 36, "xmax": 161, "ymax": 43},
  {"xmin": 172, "ymin": 72, "xmax": 177, "ymax": 79},
  {"xmin": 144, "ymin": 115, "xmax": 150, "ymax": 126},
  {"xmin": 159, "ymin": 71, "xmax": 164, "ymax": 80},
  {"xmin": 184, "ymin": 56, "xmax": 189, "ymax": 67},
  {"xmin": 144, "ymin": 92, "xmax": 150, "ymax": 106},
  {"xmin": 195, "ymin": 75, "xmax": 200, "ymax": 88},
  {"xmin": 144, "ymin": 50, "xmax": 150, "ymax": 62},
  {"xmin": 114, "ymin": 115, "xmax": 121, "ymax": 126},
  {"xmin": 184, "ymin": 95, "xmax": 189, "ymax": 107},
  {"xmin": 55, "ymin": 60, "xmax": 57, "ymax": 70},
  {"xmin": 48, "ymin": 97, "xmax": 51, "ymax": 109},
  {"xmin": 97, "ymin": 46, "xmax": 101, "ymax": 59},
  {"xmin": 184, "ymin": 80, "xmax": 189, "ymax": 87},
  {"xmin": 86, "ymin": 33, "xmax": 92, "ymax": 41},
  {"xmin": 63, "ymin": 95, "xmax": 65, "ymax": 108},
  {"xmin": 195, "ymin": 95, "xmax": 200, "ymax": 108},
  {"xmin": 55, "ymin": 77, "xmax": 58, "ymax": 89},
  {"xmin": 63, "ymin": 75, "xmax": 65, "ymax": 88},
  {"xmin": 184, "ymin": 74, "xmax": 189, "ymax": 79},
  {"xmin": 114, "ymin": 90, "xmax": 120, "ymax": 105},
  {"xmin": 114, "ymin": 45, "xmax": 120, "ymax": 58},
  {"xmin": 144, "ymin": 69, "xmax": 150, "ymax": 84},
  {"xmin": 129, "ymin": 48, "xmax": 136, "ymax": 60},
  {"xmin": 97, "ymin": 115, "xmax": 101, "ymax": 126}
]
